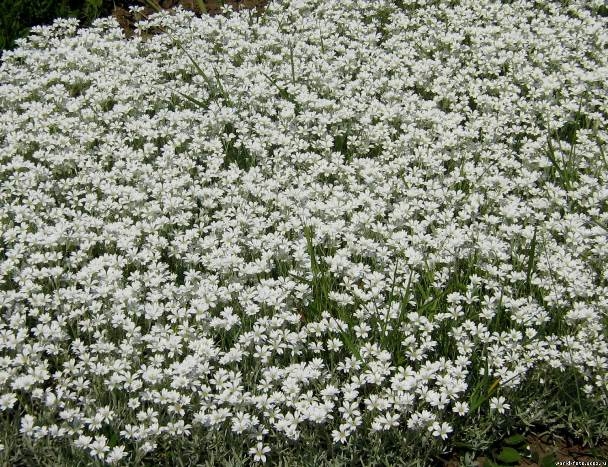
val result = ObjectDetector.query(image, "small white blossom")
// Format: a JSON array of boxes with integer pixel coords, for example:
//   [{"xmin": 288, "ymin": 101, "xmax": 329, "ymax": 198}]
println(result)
[
  {"xmin": 248, "ymin": 442, "xmax": 271, "ymax": 463},
  {"xmin": 430, "ymin": 422, "xmax": 453, "ymax": 440},
  {"xmin": 452, "ymin": 401, "xmax": 469, "ymax": 416},
  {"xmin": 489, "ymin": 396, "xmax": 511, "ymax": 415}
]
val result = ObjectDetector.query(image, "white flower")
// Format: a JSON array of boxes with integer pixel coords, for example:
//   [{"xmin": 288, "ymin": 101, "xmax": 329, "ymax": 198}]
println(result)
[
  {"xmin": 106, "ymin": 445, "xmax": 128, "ymax": 464},
  {"xmin": 248, "ymin": 442, "xmax": 271, "ymax": 463},
  {"xmin": 372, "ymin": 412, "xmax": 400, "ymax": 431},
  {"xmin": 331, "ymin": 423, "xmax": 352, "ymax": 444},
  {"xmin": 452, "ymin": 401, "xmax": 469, "ymax": 416},
  {"xmin": 75, "ymin": 435, "xmax": 93, "ymax": 450},
  {"xmin": 89, "ymin": 435, "xmax": 109, "ymax": 459},
  {"xmin": 231, "ymin": 411, "xmax": 256, "ymax": 434},
  {"xmin": 139, "ymin": 441, "xmax": 156, "ymax": 455},
  {"xmin": 20, "ymin": 415, "xmax": 36, "ymax": 437},
  {"xmin": 0, "ymin": 393, "xmax": 17, "ymax": 411},
  {"xmin": 489, "ymin": 396, "xmax": 511, "ymax": 414},
  {"xmin": 430, "ymin": 422, "xmax": 453, "ymax": 440}
]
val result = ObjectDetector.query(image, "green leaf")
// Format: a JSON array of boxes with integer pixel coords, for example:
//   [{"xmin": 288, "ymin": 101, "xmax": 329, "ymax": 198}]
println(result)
[
  {"xmin": 503, "ymin": 434, "xmax": 526, "ymax": 446},
  {"xmin": 496, "ymin": 447, "xmax": 521, "ymax": 464},
  {"xmin": 340, "ymin": 332, "xmax": 361, "ymax": 361},
  {"xmin": 194, "ymin": 0, "xmax": 207, "ymax": 13},
  {"xmin": 452, "ymin": 441, "xmax": 475, "ymax": 449},
  {"xmin": 539, "ymin": 453, "xmax": 557, "ymax": 467}
]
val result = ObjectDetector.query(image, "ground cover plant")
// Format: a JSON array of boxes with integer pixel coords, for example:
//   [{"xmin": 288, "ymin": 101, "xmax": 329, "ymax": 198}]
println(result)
[{"xmin": 0, "ymin": 0, "xmax": 607, "ymax": 465}]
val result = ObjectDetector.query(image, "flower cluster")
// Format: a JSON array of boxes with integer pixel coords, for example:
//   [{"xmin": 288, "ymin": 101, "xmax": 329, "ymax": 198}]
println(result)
[{"xmin": 1, "ymin": 0, "xmax": 607, "ymax": 463}]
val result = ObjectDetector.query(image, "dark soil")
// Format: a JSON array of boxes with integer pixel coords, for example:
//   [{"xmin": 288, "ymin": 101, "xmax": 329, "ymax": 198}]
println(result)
[{"xmin": 111, "ymin": 0, "xmax": 268, "ymax": 37}]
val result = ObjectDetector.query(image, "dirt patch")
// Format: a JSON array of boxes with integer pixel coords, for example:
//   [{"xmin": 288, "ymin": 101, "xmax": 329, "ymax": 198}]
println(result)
[
  {"xmin": 439, "ymin": 431, "xmax": 608, "ymax": 466},
  {"xmin": 525, "ymin": 432, "xmax": 608, "ymax": 465},
  {"xmin": 111, "ymin": 0, "xmax": 268, "ymax": 37}
]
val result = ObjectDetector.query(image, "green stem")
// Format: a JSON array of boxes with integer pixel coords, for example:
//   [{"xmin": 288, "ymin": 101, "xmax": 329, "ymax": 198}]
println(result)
[
  {"xmin": 525, "ymin": 224, "xmax": 538, "ymax": 294},
  {"xmin": 289, "ymin": 41, "xmax": 296, "ymax": 85}
]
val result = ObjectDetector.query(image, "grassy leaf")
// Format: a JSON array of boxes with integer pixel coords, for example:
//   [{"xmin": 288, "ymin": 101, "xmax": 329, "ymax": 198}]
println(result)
[{"xmin": 174, "ymin": 91, "xmax": 207, "ymax": 109}]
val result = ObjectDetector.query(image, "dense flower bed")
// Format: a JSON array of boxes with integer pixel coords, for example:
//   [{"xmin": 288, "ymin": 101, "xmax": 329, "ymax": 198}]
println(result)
[{"xmin": 0, "ymin": 0, "xmax": 607, "ymax": 464}]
